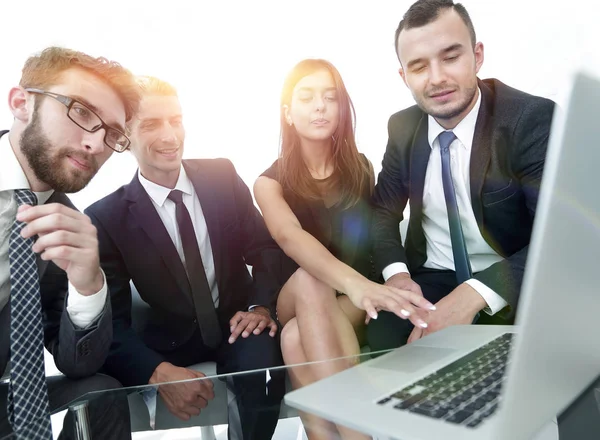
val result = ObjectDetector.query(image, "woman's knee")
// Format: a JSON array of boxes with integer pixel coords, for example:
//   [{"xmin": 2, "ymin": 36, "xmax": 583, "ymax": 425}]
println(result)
[
  {"xmin": 281, "ymin": 319, "xmax": 300, "ymax": 350},
  {"xmin": 277, "ymin": 268, "xmax": 337, "ymax": 322},
  {"xmin": 288, "ymin": 268, "xmax": 335, "ymax": 305},
  {"xmin": 281, "ymin": 319, "xmax": 302, "ymax": 361}
]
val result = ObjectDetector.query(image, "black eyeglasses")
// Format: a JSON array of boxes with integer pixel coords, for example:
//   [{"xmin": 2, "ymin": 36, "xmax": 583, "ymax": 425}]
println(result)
[{"xmin": 25, "ymin": 88, "xmax": 131, "ymax": 153}]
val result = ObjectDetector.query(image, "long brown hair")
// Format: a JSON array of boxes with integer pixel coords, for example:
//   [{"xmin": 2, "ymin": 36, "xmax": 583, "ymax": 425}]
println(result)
[{"xmin": 278, "ymin": 59, "xmax": 369, "ymax": 209}]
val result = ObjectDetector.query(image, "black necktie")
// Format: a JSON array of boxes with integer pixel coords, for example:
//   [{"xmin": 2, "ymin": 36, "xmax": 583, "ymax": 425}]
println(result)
[
  {"xmin": 168, "ymin": 190, "xmax": 222, "ymax": 348},
  {"xmin": 438, "ymin": 131, "xmax": 473, "ymax": 284},
  {"xmin": 8, "ymin": 190, "xmax": 53, "ymax": 439}
]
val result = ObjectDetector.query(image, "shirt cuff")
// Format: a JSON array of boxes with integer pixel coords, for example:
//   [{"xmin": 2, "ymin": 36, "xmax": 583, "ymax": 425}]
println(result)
[
  {"xmin": 382, "ymin": 263, "xmax": 410, "ymax": 282},
  {"xmin": 66, "ymin": 270, "xmax": 108, "ymax": 328},
  {"xmin": 465, "ymin": 278, "xmax": 508, "ymax": 315}
]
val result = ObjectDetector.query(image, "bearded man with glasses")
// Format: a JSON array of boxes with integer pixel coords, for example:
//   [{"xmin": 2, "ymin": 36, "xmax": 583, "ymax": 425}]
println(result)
[{"xmin": 0, "ymin": 46, "xmax": 140, "ymax": 439}]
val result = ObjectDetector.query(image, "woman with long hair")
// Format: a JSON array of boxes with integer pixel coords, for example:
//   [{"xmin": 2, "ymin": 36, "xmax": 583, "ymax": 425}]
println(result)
[{"xmin": 254, "ymin": 59, "xmax": 434, "ymax": 439}]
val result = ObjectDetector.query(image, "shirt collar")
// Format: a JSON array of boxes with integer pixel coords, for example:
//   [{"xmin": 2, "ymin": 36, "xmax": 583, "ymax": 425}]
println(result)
[
  {"xmin": 427, "ymin": 87, "xmax": 482, "ymax": 151},
  {"xmin": 137, "ymin": 165, "xmax": 193, "ymax": 207},
  {"xmin": 0, "ymin": 131, "xmax": 54, "ymax": 204}
]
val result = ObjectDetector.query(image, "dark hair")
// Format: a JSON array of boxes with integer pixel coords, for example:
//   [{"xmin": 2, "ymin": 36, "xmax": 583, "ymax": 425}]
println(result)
[
  {"xmin": 394, "ymin": 0, "xmax": 476, "ymax": 58},
  {"xmin": 278, "ymin": 59, "xmax": 369, "ymax": 209}
]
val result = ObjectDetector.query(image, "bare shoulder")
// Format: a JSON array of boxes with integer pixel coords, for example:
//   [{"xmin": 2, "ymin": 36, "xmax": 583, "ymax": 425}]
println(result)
[{"xmin": 254, "ymin": 175, "xmax": 283, "ymax": 199}]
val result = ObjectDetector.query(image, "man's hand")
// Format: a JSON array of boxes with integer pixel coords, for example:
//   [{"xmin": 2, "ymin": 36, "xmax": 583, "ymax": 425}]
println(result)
[
  {"xmin": 407, "ymin": 283, "xmax": 486, "ymax": 344},
  {"xmin": 149, "ymin": 362, "xmax": 215, "ymax": 420},
  {"xmin": 385, "ymin": 272, "xmax": 423, "ymax": 296},
  {"xmin": 18, "ymin": 203, "xmax": 103, "ymax": 296},
  {"xmin": 228, "ymin": 307, "xmax": 277, "ymax": 344}
]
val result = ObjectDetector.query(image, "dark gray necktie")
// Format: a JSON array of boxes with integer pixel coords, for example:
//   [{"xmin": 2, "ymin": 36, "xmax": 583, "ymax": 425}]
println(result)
[
  {"xmin": 438, "ymin": 131, "xmax": 473, "ymax": 284},
  {"xmin": 168, "ymin": 190, "xmax": 222, "ymax": 348},
  {"xmin": 8, "ymin": 189, "xmax": 53, "ymax": 439}
]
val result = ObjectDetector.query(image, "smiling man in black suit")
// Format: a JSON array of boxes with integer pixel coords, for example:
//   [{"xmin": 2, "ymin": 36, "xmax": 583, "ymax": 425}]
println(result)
[{"xmin": 85, "ymin": 76, "xmax": 285, "ymax": 440}]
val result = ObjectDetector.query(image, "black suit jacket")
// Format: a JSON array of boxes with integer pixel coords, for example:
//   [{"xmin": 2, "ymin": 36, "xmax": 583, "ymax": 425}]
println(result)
[
  {"xmin": 371, "ymin": 79, "xmax": 555, "ymax": 320},
  {"xmin": 0, "ymin": 130, "xmax": 113, "ymax": 378},
  {"xmin": 85, "ymin": 159, "xmax": 283, "ymax": 386}
]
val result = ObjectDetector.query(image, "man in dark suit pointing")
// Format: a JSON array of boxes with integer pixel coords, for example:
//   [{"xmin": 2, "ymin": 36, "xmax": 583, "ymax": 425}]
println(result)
[{"xmin": 368, "ymin": 0, "xmax": 555, "ymax": 349}]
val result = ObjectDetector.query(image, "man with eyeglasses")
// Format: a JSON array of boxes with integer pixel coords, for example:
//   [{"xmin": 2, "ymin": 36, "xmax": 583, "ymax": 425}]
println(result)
[
  {"xmin": 0, "ymin": 46, "xmax": 140, "ymax": 439},
  {"xmin": 25, "ymin": 89, "xmax": 132, "ymax": 154}
]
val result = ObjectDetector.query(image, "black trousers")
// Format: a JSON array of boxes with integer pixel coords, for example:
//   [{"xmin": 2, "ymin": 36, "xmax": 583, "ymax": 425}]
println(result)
[
  {"xmin": 160, "ymin": 324, "xmax": 285, "ymax": 440},
  {"xmin": 367, "ymin": 268, "xmax": 600, "ymax": 439},
  {"xmin": 0, "ymin": 374, "xmax": 131, "ymax": 439},
  {"xmin": 367, "ymin": 268, "xmax": 462, "ymax": 352}
]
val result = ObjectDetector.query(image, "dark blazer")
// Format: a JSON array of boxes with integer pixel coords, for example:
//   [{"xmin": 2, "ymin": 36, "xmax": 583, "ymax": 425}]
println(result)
[
  {"xmin": 0, "ymin": 130, "xmax": 113, "ymax": 378},
  {"xmin": 85, "ymin": 159, "xmax": 283, "ymax": 387},
  {"xmin": 371, "ymin": 79, "xmax": 555, "ymax": 320}
]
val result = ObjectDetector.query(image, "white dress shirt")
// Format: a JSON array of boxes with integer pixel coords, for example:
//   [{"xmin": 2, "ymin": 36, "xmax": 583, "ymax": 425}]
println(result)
[
  {"xmin": 382, "ymin": 90, "xmax": 509, "ymax": 315},
  {"xmin": 138, "ymin": 167, "xmax": 220, "ymax": 306},
  {"xmin": 0, "ymin": 132, "xmax": 107, "ymax": 328}
]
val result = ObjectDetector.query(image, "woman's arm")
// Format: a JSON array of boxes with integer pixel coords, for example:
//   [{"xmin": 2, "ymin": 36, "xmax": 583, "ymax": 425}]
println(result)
[
  {"xmin": 254, "ymin": 176, "xmax": 434, "ymax": 324},
  {"xmin": 255, "ymin": 176, "xmax": 362, "ymax": 294}
]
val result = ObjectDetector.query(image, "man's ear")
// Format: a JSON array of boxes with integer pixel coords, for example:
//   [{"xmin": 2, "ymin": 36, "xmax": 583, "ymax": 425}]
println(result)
[
  {"xmin": 8, "ymin": 87, "xmax": 33, "ymax": 123},
  {"xmin": 474, "ymin": 41, "xmax": 485, "ymax": 74},
  {"xmin": 399, "ymin": 67, "xmax": 409, "ymax": 88}
]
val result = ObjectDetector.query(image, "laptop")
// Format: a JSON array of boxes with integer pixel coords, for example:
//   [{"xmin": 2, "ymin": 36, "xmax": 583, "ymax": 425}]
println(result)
[{"xmin": 284, "ymin": 71, "xmax": 600, "ymax": 440}]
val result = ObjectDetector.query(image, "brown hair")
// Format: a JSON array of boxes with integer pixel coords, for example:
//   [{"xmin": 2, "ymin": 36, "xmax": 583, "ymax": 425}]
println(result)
[
  {"xmin": 19, "ymin": 46, "xmax": 140, "ymax": 122},
  {"xmin": 124, "ymin": 75, "xmax": 179, "ymax": 130},
  {"xmin": 135, "ymin": 75, "xmax": 178, "ymax": 97},
  {"xmin": 279, "ymin": 59, "xmax": 369, "ymax": 209}
]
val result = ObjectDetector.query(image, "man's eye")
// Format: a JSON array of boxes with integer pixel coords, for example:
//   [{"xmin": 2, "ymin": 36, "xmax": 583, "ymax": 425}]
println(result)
[{"xmin": 73, "ymin": 105, "xmax": 90, "ymax": 118}]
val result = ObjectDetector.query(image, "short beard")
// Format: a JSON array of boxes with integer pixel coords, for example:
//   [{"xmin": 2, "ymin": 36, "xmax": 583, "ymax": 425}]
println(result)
[
  {"xmin": 417, "ymin": 84, "xmax": 478, "ymax": 122},
  {"xmin": 20, "ymin": 108, "xmax": 99, "ymax": 193}
]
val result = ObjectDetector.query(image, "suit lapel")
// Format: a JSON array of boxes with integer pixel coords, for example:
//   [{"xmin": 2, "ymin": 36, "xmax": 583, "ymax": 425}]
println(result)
[
  {"xmin": 183, "ymin": 162, "xmax": 224, "ymax": 286},
  {"xmin": 469, "ymin": 81, "xmax": 494, "ymax": 226},
  {"xmin": 409, "ymin": 115, "xmax": 431, "ymax": 219},
  {"xmin": 125, "ymin": 174, "xmax": 193, "ymax": 301}
]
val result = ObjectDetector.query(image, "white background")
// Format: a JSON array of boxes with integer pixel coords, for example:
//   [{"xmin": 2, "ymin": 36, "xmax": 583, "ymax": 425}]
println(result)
[
  {"xmin": 1, "ymin": 0, "xmax": 598, "ymax": 210},
  {"xmin": 3, "ymin": 2, "xmax": 583, "ymax": 437}
]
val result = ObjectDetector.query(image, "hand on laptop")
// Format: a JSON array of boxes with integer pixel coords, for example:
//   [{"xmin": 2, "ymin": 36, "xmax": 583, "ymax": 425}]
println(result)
[
  {"xmin": 228, "ymin": 307, "xmax": 278, "ymax": 343},
  {"xmin": 407, "ymin": 283, "xmax": 486, "ymax": 343},
  {"xmin": 149, "ymin": 362, "xmax": 215, "ymax": 420}
]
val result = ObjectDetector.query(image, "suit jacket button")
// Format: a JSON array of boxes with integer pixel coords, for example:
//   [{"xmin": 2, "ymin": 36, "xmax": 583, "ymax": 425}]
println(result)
[
  {"xmin": 193, "ymin": 319, "xmax": 197, "ymax": 324},
  {"xmin": 171, "ymin": 342, "xmax": 176, "ymax": 347}
]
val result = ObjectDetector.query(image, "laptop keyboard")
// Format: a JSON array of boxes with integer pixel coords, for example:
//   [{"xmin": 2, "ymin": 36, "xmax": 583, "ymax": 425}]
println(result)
[{"xmin": 377, "ymin": 332, "xmax": 514, "ymax": 428}]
